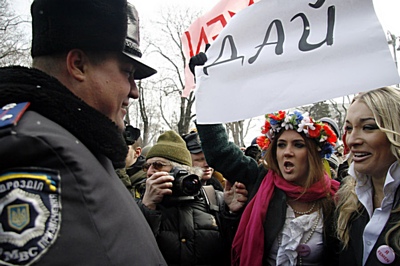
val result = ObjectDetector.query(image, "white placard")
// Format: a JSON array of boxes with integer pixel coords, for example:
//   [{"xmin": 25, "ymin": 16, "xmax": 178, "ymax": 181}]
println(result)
[{"xmin": 195, "ymin": 0, "xmax": 400, "ymax": 124}]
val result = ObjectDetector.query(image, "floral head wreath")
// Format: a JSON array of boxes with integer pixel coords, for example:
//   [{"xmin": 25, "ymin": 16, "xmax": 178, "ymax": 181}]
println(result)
[{"xmin": 256, "ymin": 110, "xmax": 338, "ymax": 158}]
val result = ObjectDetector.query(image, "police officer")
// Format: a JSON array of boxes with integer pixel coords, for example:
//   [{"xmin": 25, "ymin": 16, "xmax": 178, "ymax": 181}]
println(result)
[{"xmin": 0, "ymin": 0, "xmax": 166, "ymax": 265}]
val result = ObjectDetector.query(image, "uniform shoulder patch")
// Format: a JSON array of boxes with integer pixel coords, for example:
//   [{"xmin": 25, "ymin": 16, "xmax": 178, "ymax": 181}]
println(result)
[
  {"xmin": 0, "ymin": 102, "xmax": 31, "ymax": 129},
  {"xmin": 0, "ymin": 168, "xmax": 61, "ymax": 266}
]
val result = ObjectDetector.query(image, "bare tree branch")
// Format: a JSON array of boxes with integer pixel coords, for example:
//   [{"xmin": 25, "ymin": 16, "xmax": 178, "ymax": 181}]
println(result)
[{"xmin": 0, "ymin": 0, "xmax": 31, "ymax": 66}]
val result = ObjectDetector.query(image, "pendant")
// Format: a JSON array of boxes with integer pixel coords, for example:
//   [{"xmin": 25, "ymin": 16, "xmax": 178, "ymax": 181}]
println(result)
[
  {"xmin": 376, "ymin": 245, "xmax": 395, "ymax": 264},
  {"xmin": 297, "ymin": 244, "xmax": 311, "ymax": 257}
]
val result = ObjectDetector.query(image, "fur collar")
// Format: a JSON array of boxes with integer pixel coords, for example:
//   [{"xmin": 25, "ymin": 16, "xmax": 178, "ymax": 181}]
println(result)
[{"xmin": 0, "ymin": 66, "xmax": 127, "ymax": 168}]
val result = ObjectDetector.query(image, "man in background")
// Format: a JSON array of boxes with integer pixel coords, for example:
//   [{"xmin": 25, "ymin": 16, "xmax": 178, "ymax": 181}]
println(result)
[{"xmin": 183, "ymin": 131, "xmax": 226, "ymax": 190}]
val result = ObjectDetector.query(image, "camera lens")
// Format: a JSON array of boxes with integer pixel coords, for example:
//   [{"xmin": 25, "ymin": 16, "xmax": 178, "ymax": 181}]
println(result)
[
  {"xmin": 181, "ymin": 176, "xmax": 201, "ymax": 196},
  {"xmin": 169, "ymin": 167, "xmax": 201, "ymax": 197}
]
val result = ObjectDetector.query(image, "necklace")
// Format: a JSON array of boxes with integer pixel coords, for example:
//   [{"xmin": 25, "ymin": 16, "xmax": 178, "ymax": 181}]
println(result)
[
  {"xmin": 277, "ymin": 211, "xmax": 320, "ymax": 266},
  {"xmin": 289, "ymin": 201, "xmax": 316, "ymax": 215}
]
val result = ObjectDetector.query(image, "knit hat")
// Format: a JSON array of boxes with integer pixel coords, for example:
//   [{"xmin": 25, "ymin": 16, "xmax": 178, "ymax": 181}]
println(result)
[
  {"xmin": 327, "ymin": 153, "xmax": 340, "ymax": 171},
  {"xmin": 320, "ymin": 117, "xmax": 340, "ymax": 140},
  {"xmin": 31, "ymin": 0, "xmax": 156, "ymax": 79},
  {"xmin": 146, "ymin": 131, "xmax": 192, "ymax": 166},
  {"xmin": 141, "ymin": 145, "xmax": 153, "ymax": 158}
]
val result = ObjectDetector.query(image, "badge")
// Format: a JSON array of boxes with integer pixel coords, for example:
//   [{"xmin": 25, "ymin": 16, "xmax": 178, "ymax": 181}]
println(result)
[
  {"xmin": 376, "ymin": 245, "xmax": 395, "ymax": 264},
  {"xmin": 0, "ymin": 168, "xmax": 61, "ymax": 265},
  {"xmin": 297, "ymin": 243, "xmax": 311, "ymax": 257}
]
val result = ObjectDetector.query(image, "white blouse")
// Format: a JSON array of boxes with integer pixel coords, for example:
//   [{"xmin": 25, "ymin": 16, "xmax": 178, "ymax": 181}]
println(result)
[{"xmin": 267, "ymin": 206, "xmax": 324, "ymax": 266}]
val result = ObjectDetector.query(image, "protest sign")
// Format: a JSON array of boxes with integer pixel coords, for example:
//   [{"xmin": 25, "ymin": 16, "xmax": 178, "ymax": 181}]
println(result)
[
  {"xmin": 181, "ymin": 0, "xmax": 256, "ymax": 97},
  {"xmin": 195, "ymin": 0, "xmax": 400, "ymax": 124}
]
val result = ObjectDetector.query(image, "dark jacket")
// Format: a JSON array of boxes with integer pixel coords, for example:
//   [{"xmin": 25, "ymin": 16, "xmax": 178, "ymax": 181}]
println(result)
[
  {"xmin": 338, "ymin": 185, "xmax": 400, "ymax": 266},
  {"xmin": 127, "ymin": 154, "xmax": 146, "ymax": 180},
  {"xmin": 138, "ymin": 187, "xmax": 232, "ymax": 266},
  {"xmin": 196, "ymin": 123, "xmax": 259, "ymax": 194},
  {"xmin": 196, "ymin": 123, "xmax": 338, "ymax": 265},
  {"xmin": 0, "ymin": 66, "xmax": 166, "ymax": 265}
]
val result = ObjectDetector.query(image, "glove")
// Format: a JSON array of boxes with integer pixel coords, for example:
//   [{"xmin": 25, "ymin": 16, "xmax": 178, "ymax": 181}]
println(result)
[{"xmin": 188, "ymin": 43, "xmax": 210, "ymax": 75}]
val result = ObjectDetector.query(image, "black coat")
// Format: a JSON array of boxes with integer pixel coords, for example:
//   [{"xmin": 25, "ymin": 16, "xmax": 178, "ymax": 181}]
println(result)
[
  {"xmin": 338, "ymin": 185, "xmax": 400, "ymax": 266},
  {"xmin": 0, "ymin": 66, "xmax": 166, "ymax": 265},
  {"xmin": 138, "ymin": 188, "xmax": 230, "ymax": 266}
]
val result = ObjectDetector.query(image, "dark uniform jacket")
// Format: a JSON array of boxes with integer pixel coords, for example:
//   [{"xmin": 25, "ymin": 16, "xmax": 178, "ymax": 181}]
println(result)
[
  {"xmin": 0, "ymin": 66, "xmax": 166, "ymax": 265},
  {"xmin": 338, "ymin": 185, "xmax": 400, "ymax": 266}
]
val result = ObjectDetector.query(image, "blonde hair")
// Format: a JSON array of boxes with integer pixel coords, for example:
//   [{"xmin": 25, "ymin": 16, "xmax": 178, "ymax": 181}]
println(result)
[{"xmin": 336, "ymin": 86, "xmax": 400, "ymax": 251}]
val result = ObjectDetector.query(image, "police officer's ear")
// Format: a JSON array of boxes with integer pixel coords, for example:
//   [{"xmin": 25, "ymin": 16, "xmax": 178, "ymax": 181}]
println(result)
[{"xmin": 66, "ymin": 49, "xmax": 87, "ymax": 82}]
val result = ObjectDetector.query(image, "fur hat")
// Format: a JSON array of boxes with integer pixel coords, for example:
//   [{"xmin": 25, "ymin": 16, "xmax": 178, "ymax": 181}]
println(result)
[
  {"xmin": 31, "ymin": 0, "xmax": 156, "ymax": 79},
  {"xmin": 182, "ymin": 132, "xmax": 202, "ymax": 154},
  {"xmin": 146, "ymin": 131, "xmax": 192, "ymax": 166}
]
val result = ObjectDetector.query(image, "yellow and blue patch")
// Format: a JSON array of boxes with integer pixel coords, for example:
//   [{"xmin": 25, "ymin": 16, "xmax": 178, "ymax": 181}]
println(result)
[{"xmin": 0, "ymin": 168, "xmax": 61, "ymax": 266}]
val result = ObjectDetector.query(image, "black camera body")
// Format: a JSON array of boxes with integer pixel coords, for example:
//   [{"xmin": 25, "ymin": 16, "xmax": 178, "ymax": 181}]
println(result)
[{"xmin": 169, "ymin": 167, "xmax": 201, "ymax": 197}]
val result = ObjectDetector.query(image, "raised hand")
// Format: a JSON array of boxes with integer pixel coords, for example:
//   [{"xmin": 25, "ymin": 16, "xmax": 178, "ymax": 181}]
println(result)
[{"xmin": 224, "ymin": 180, "xmax": 248, "ymax": 213}]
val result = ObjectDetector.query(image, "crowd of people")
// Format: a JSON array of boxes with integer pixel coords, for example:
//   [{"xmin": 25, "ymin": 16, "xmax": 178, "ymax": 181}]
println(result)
[{"xmin": 0, "ymin": 0, "xmax": 400, "ymax": 265}]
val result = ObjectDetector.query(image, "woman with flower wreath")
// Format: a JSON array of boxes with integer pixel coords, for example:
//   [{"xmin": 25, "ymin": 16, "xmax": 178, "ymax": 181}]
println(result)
[{"xmin": 196, "ymin": 110, "xmax": 340, "ymax": 266}]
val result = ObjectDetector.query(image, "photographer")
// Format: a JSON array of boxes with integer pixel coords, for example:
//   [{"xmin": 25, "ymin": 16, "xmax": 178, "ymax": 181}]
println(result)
[{"xmin": 137, "ymin": 130, "xmax": 248, "ymax": 266}]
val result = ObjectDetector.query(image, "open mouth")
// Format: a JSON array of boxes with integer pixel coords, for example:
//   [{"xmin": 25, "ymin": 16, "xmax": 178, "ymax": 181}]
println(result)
[{"xmin": 284, "ymin": 161, "xmax": 294, "ymax": 172}]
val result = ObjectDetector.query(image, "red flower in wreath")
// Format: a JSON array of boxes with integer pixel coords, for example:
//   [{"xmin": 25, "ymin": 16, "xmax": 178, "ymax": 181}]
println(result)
[
  {"xmin": 268, "ymin": 110, "xmax": 286, "ymax": 121},
  {"xmin": 308, "ymin": 123, "xmax": 322, "ymax": 138},
  {"xmin": 261, "ymin": 120, "xmax": 271, "ymax": 134},
  {"xmin": 323, "ymin": 124, "xmax": 338, "ymax": 145},
  {"xmin": 257, "ymin": 135, "xmax": 270, "ymax": 151}
]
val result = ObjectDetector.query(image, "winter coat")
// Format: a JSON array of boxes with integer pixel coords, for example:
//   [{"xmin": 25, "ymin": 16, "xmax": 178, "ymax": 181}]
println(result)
[
  {"xmin": 0, "ymin": 66, "xmax": 166, "ymax": 265},
  {"xmin": 138, "ymin": 187, "xmax": 233, "ymax": 266},
  {"xmin": 338, "ymin": 185, "xmax": 400, "ymax": 266}
]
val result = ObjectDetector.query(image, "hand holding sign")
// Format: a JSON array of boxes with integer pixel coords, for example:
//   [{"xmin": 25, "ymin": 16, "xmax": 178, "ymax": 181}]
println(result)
[{"xmin": 189, "ymin": 44, "xmax": 210, "ymax": 76}]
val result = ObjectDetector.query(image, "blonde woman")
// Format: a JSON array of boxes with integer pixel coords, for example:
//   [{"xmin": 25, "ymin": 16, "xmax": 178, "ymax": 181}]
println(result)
[{"xmin": 336, "ymin": 86, "xmax": 400, "ymax": 265}]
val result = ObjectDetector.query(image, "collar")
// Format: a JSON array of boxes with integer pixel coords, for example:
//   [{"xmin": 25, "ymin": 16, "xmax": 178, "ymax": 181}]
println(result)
[
  {"xmin": 349, "ymin": 161, "xmax": 400, "ymax": 216},
  {"xmin": 0, "ymin": 66, "xmax": 128, "ymax": 168}
]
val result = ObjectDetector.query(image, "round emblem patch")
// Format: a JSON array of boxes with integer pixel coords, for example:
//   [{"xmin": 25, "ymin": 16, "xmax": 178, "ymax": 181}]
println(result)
[{"xmin": 0, "ymin": 168, "xmax": 61, "ymax": 266}]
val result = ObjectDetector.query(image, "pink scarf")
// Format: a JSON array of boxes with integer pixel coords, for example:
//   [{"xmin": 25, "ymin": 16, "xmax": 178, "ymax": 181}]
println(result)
[{"xmin": 231, "ymin": 171, "xmax": 339, "ymax": 266}]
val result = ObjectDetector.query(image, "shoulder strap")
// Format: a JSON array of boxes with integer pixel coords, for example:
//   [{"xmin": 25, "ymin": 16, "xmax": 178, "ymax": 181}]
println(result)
[
  {"xmin": 0, "ymin": 102, "xmax": 30, "ymax": 128},
  {"xmin": 202, "ymin": 185, "xmax": 219, "ymax": 212}
]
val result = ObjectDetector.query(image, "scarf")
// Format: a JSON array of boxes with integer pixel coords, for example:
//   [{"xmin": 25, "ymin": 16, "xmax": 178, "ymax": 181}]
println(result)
[
  {"xmin": 231, "ymin": 171, "xmax": 339, "ymax": 266},
  {"xmin": 0, "ymin": 66, "xmax": 127, "ymax": 168}
]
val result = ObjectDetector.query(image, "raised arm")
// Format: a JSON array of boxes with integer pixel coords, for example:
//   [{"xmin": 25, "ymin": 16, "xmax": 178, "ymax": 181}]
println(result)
[{"xmin": 196, "ymin": 123, "xmax": 259, "ymax": 189}]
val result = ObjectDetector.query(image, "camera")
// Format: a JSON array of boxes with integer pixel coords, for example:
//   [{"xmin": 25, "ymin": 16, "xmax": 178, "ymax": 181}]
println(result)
[{"xmin": 169, "ymin": 167, "xmax": 201, "ymax": 197}]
